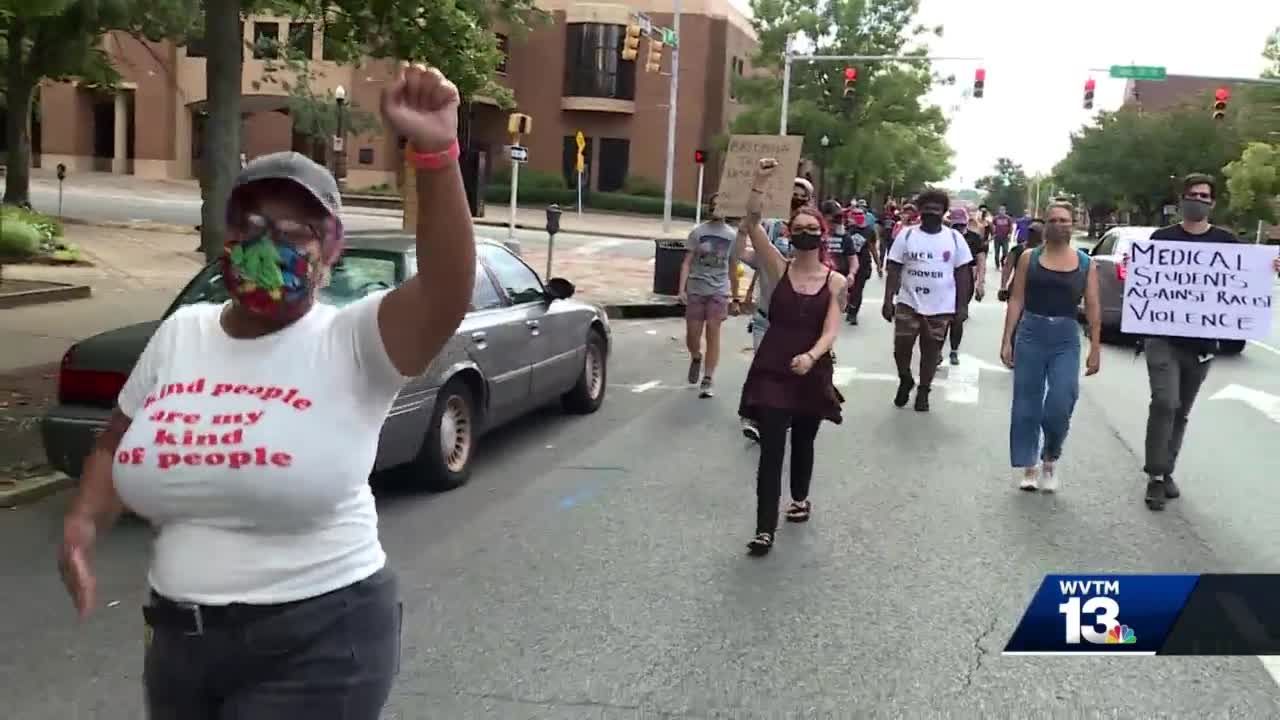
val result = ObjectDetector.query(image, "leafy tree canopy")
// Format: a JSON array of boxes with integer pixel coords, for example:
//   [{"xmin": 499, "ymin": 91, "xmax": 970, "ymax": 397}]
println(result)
[
  {"xmin": 975, "ymin": 157, "xmax": 1029, "ymax": 216},
  {"xmin": 731, "ymin": 0, "xmax": 953, "ymax": 201}
]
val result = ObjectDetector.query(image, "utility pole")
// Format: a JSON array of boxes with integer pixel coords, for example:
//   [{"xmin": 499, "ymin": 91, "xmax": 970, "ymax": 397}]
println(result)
[
  {"xmin": 779, "ymin": 52, "xmax": 984, "ymax": 135},
  {"xmin": 660, "ymin": 0, "xmax": 681, "ymax": 233}
]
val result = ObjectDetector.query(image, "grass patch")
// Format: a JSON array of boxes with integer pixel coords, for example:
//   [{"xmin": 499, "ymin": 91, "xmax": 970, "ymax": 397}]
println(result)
[{"xmin": 0, "ymin": 203, "xmax": 81, "ymax": 262}]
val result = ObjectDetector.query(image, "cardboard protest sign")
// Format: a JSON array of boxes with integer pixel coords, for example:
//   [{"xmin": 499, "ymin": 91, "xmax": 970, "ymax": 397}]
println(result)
[
  {"xmin": 1121, "ymin": 240, "xmax": 1278, "ymax": 340},
  {"xmin": 715, "ymin": 135, "xmax": 804, "ymax": 219}
]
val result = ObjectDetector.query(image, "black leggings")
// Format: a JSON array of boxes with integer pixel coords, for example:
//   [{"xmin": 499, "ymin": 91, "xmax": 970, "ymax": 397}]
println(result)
[{"xmin": 755, "ymin": 408, "xmax": 822, "ymax": 534}]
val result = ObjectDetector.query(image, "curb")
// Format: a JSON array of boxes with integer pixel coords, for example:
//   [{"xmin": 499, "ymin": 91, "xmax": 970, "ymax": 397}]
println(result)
[
  {"xmin": 0, "ymin": 282, "xmax": 92, "ymax": 309},
  {"xmin": 0, "ymin": 472, "xmax": 74, "ymax": 508},
  {"xmin": 473, "ymin": 218, "xmax": 656, "ymax": 241},
  {"xmin": 61, "ymin": 217, "xmax": 198, "ymax": 235}
]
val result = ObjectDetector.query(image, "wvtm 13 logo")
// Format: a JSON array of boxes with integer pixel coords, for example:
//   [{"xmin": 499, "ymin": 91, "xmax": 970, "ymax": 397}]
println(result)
[{"xmin": 1058, "ymin": 579, "xmax": 1136, "ymax": 645}]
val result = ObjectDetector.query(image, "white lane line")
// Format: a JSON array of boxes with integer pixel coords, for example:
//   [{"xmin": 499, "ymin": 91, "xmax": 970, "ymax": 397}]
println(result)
[
  {"xmin": 1248, "ymin": 339, "xmax": 1280, "ymax": 358},
  {"xmin": 944, "ymin": 361, "xmax": 980, "ymax": 404},
  {"xmin": 833, "ymin": 367, "xmax": 898, "ymax": 386},
  {"xmin": 1258, "ymin": 656, "xmax": 1280, "ymax": 688},
  {"xmin": 1209, "ymin": 384, "xmax": 1280, "ymax": 424},
  {"xmin": 573, "ymin": 239, "xmax": 626, "ymax": 256},
  {"xmin": 631, "ymin": 380, "xmax": 661, "ymax": 393}
]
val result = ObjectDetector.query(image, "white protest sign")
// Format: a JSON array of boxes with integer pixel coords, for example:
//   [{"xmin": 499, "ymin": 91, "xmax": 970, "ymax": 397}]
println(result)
[
  {"xmin": 715, "ymin": 135, "xmax": 804, "ymax": 219},
  {"xmin": 1121, "ymin": 240, "xmax": 1278, "ymax": 340}
]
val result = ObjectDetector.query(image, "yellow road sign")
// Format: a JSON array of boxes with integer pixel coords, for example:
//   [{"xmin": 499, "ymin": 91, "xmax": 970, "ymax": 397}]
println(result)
[{"xmin": 575, "ymin": 131, "xmax": 585, "ymax": 152}]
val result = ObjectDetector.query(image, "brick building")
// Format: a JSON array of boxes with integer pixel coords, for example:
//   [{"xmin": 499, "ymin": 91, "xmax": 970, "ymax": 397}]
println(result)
[{"xmin": 33, "ymin": 0, "xmax": 758, "ymax": 204}]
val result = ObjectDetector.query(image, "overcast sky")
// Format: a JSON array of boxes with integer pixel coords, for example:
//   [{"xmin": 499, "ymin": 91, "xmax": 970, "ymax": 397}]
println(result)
[{"xmin": 727, "ymin": 0, "xmax": 1279, "ymax": 190}]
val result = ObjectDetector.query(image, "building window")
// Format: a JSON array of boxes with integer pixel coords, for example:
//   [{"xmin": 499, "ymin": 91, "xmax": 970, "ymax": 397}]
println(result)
[
  {"xmin": 562, "ymin": 135, "xmax": 593, "ymax": 190},
  {"xmin": 563, "ymin": 23, "xmax": 635, "ymax": 100},
  {"xmin": 288, "ymin": 22, "xmax": 313, "ymax": 59},
  {"xmin": 252, "ymin": 21, "xmax": 279, "ymax": 60},
  {"xmin": 597, "ymin": 138, "xmax": 629, "ymax": 193},
  {"xmin": 322, "ymin": 23, "xmax": 341, "ymax": 61},
  {"xmin": 729, "ymin": 56, "xmax": 745, "ymax": 100},
  {"xmin": 495, "ymin": 34, "xmax": 510, "ymax": 74}
]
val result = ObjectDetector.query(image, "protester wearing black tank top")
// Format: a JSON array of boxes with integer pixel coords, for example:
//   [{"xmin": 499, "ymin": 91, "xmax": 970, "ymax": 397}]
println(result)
[{"xmin": 1000, "ymin": 203, "xmax": 1101, "ymax": 494}]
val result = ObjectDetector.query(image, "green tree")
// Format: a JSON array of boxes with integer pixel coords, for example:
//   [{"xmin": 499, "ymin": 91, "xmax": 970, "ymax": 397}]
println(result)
[
  {"xmin": 975, "ymin": 158, "xmax": 1029, "ymax": 215},
  {"xmin": 1223, "ymin": 141, "xmax": 1280, "ymax": 233},
  {"xmin": 730, "ymin": 0, "xmax": 953, "ymax": 201},
  {"xmin": 0, "ymin": 0, "xmax": 134, "ymax": 206}
]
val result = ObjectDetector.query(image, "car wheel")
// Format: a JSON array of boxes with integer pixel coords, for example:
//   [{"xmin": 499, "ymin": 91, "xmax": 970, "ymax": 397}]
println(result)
[
  {"xmin": 562, "ymin": 329, "xmax": 608, "ymax": 414},
  {"xmin": 413, "ymin": 378, "xmax": 476, "ymax": 492},
  {"xmin": 1219, "ymin": 339, "xmax": 1246, "ymax": 355}
]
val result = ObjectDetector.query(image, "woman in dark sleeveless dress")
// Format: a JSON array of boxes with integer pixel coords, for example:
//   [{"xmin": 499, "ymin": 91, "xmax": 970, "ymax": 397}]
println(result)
[{"xmin": 737, "ymin": 159, "xmax": 846, "ymax": 556}]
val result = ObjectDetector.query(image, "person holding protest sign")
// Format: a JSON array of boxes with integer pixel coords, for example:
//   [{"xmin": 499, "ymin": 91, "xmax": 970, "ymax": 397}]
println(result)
[
  {"xmin": 1000, "ymin": 202, "xmax": 1100, "ymax": 492},
  {"xmin": 736, "ymin": 179, "xmax": 807, "ymax": 441},
  {"xmin": 882, "ymin": 190, "xmax": 973, "ymax": 412},
  {"xmin": 738, "ymin": 159, "xmax": 845, "ymax": 556},
  {"xmin": 1140, "ymin": 174, "xmax": 1280, "ymax": 510},
  {"xmin": 678, "ymin": 193, "xmax": 741, "ymax": 399}
]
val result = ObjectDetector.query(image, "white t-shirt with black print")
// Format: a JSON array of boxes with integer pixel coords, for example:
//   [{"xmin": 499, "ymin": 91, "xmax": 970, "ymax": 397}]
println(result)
[{"xmin": 887, "ymin": 226, "xmax": 973, "ymax": 316}]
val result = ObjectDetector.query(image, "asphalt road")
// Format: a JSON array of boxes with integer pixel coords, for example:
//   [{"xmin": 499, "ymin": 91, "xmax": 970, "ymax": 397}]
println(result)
[
  {"xmin": 11, "ymin": 178, "xmax": 656, "ymax": 260},
  {"xmin": 5, "ymin": 275, "xmax": 1280, "ymax": 718}
]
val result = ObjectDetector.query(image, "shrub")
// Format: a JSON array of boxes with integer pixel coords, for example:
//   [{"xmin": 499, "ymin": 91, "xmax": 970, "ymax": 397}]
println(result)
[
  {"xmin": 622, "ymin": 177, "xmax": 665, "ymax": 198},
  {"xmin": 483, "ymin": 185, "xmax": 698, "ymax": 219},
  {"xmin": 489, "ymin": 165, "xmax": 566, "ymax": 190},
  {"xmin": 0, "ymin": 204, "xmax": 63, "ymax": 242},
  {"xmin": 0, "ymin": 219, "xmax": 42, "ymax": 258}
]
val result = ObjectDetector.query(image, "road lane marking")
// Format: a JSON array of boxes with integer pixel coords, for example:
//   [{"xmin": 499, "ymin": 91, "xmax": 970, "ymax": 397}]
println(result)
[
  {"xmin": 1209, "ymin": 384, "xmax": 1280, "ymax": 424},
  {"xmin": 631, "ymin": 380, "xmax": 661, "ymax": 393},
  {"xmin": 573, "ymin": 239, "xmax": 626, "ymax": 256},
  {"xmin": 1248, "ymin": 339, "xmax": 1280, "ymax": 358},
  {"xmin": 944, "ymin": 361, "xmax": 980, "ymax": 404}
]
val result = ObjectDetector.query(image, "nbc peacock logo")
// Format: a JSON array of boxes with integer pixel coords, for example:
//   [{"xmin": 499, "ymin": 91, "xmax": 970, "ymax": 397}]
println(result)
[{"xmin": 1106, "ymin": 624, "xmax": 1137, "ymax": 644}]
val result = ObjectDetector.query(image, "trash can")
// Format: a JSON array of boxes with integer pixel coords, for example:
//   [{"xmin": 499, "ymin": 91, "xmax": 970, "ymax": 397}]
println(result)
[{"xmin": 653, "ymin": 239, "xmax": 686, "ymax": 296}]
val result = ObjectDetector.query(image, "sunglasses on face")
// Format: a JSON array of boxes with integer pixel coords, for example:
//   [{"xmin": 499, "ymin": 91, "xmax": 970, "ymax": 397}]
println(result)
[{"xmin": 233, "ymin": 213, "xmax": 322, "ymax": 247}]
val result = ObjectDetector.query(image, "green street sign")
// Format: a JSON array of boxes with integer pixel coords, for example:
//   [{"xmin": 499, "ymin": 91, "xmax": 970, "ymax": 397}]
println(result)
[
  {"xmin": 661, "ymin": 27, "xmax": 678, "ymax": 47},
  {"xmin": 1109, "ymin": 65, "xmax": 1167, "ymax": 80}
]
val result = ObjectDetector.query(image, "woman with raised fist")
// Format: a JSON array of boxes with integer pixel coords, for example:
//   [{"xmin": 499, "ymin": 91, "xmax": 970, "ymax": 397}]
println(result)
[
  {"xmin": 737, "ymin": 158, "xmax": 846, "ymax": 556},
  {"xmin": 56, "ymin": 64, "xmax": 475, "ymax": 719}
]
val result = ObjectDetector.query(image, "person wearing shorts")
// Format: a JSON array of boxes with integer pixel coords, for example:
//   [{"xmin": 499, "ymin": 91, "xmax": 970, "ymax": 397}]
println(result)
[
  {"xmin": 679, "ymin": 193, "xmax": 740, "ymax": 398},
  {"xmin": 881, "ymin": 190, "xmax": 973, "ymax": 412}
]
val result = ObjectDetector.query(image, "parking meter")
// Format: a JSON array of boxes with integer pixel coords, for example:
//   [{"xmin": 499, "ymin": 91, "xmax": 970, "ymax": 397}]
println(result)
[
  {"xmin": 545, "ymin": 204, "xmax": 562, "ymax": 279},
  {"xmin": 55, "ymin": 163, "xmax": 67, "ymax": 217}
]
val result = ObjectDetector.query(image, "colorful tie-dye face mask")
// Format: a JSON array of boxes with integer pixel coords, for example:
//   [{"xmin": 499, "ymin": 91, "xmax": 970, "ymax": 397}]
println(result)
[{"xmin": 222, "ymin": 214, "xmax": 323, "ymax": 318}]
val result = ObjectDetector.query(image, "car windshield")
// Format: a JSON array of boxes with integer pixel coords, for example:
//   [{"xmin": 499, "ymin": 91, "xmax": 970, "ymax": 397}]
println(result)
[{"xmin": 172, "ymin": 251, "xmax": 401, "ymax": 311}]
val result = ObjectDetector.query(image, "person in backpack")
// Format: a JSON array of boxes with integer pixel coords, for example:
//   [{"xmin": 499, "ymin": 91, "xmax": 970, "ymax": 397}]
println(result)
[
  {"xmin": 999, "ymin": 202, "xmax": 1101, "ymax": 493},
  {"xmin": 881, "ymin": 190, "xmax": 973, "ymax": 412}
]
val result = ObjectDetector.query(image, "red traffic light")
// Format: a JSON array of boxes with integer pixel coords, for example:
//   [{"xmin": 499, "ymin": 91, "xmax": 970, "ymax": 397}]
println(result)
[
  {"xmin": 1214, "ymin": 87, "xmax": 1230, "ymax": 101},
  {"xmin": 975, "ymin": 68, "xmax": 986, "ymax": 82},
  {"xmin": 844, "ymin": 67, "xmax": 857, "ymax": 81},
  {"xmin": 1084, "ymin": 78, "xmax": 1096, "ymax": 91},
  {"xmin": 694, "ymin": 149, "xmax": 706, "ymax": 164}
]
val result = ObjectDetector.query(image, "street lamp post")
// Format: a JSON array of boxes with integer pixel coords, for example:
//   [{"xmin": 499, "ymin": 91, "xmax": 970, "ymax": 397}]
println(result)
[
  {"xmin": 819, "ymin": 135, "xmax": 830, "ymax": 202},
  {"xmin": 334, "ymin": 85, "xmax": 347, "ymax": 187}
]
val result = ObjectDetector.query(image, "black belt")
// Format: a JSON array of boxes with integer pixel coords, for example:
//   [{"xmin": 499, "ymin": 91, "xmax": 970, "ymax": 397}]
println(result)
[{"xmin": 143, "ymin": 593, "xmax": 306, "ymax": 635}]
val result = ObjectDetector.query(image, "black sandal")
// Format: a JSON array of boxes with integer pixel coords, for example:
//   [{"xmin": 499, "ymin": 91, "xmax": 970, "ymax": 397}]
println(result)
[
  {"xmin": 747, "ymin": 532, "xmax": 774, "ymax": 555},
  {"xmin": 785, "ymin": 500, "xmax": 811, "ymax": 522}
]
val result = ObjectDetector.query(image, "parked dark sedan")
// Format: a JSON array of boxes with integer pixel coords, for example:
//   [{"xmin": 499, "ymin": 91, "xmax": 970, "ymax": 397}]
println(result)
[
  {"xmin": 1080, "ymin": 225, "xmax": 1245, "ymax": 354},
  {"xmin": 42, "ymin": 233, "xmax": 611, "ymax": 490}
]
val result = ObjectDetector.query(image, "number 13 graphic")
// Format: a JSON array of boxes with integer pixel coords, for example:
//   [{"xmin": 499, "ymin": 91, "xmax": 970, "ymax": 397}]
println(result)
[{"xmin": 1059, "ymin": 596, "xmax": 1120, "ymax": 644}]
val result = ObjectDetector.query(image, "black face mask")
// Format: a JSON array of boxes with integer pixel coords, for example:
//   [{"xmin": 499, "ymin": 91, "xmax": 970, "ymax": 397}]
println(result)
[
  {"xmin": 790, "ymin": 231, "xmax": 822, "ymax": 250},
  {"xmin": 920, "ymin": 212, "xmax": 944, "ymax": 232}
]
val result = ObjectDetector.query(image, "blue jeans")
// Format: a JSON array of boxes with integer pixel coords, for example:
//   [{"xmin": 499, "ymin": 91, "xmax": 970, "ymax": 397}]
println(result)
[{"xmin": 1010, "ymin": 312, "xmax": 1081, "ymax": 468}]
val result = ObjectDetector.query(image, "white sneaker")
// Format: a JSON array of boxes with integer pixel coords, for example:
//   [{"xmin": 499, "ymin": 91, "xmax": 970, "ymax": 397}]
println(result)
[
  {"xmin": 1040, "ymin": 464, "xmax": 1059, "ymax": 493},
  {"xmin": 1016, "ymin": 469, "xmax": 1038, "ymax": 492}
]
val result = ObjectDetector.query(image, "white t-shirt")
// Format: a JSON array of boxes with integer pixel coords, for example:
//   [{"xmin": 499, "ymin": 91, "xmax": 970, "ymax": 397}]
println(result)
[
  {"xmin": 886, "ymin": 226, "xmax": 973, "ymax": 316},
  {"xmin": 113, "ymin": 292, "xmax": 410, "ymax": 605}
]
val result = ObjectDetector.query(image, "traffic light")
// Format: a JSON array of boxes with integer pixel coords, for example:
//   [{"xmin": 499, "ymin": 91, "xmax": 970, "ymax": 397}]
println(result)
[
  {"xmin": 973, "ymin": 68, "xmax": 985, "ymax": 99},
  {"xmin": 1212, "ymin": 87, "xmax": 1229, "ymax": 120},
  {"xmin": 842, "ymin": 67, "xmax": 857, "ymax": 97},
  {"xmin": 621, "ymin": 24, "xmax": 641, "ymax": 61},
  {"xmin": 1083, "ymin": 78, "xmax": 1095, "ymax": 109},
  {"xmin": 694, "ymin": 149, "xmax": 706, "ymax": 165},
  {"xmin": 645, "ymin": 38, "xmax": 664, "ymax": 73}
]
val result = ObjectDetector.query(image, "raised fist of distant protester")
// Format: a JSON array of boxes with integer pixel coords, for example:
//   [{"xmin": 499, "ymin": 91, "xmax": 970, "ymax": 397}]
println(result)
[
  {"xmin": 745, "ymin": 159, "xmax": 778, "ymax": 217},
  {"xmin": 380, "ymin": 64, "xmax": 459, "ymax": 153}
]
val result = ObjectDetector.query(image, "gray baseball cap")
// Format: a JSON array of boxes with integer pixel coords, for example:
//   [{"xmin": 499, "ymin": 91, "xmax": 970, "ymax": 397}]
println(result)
[{"xmin": 232, "ymin": 151, "xmax": 342, "ymax": 217}]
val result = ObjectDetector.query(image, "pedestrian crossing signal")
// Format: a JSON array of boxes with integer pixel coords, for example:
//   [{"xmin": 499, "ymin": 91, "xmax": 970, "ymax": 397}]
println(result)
[
  {"xmin": 694, "ymin": 149, "xmax": 706, "ymax": 164},
  {"xmin": 622, "ymin": 25, "xmax": 641, "ymax": 61},
  {"xmin": 973, "ymin": 68, "xmax": 985, "ymax": 99},
  {"xmin": 1083, "ymin": 78, "xmax": 1095, "ymax": 110},
  {"xmin": 645, "ymin": 38, "xmax": 664, "ymax": 73},
  {"xmin": 1212, "ymin": 87, "xmax": 1229, "ymax": 120}
]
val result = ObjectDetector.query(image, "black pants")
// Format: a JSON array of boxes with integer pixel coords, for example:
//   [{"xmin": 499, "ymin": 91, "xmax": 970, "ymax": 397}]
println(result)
[
  {"xmin": 144, "ymin": 568, "xmax": 402, "ymax": 719},
  {"xmin": 1142, "ymin": 338, "xmax": 1211, "ymax": 477},
  {"xmin": 755, "ymin": 407, "xmax": 822, "ymax": 534},
  {"xmin": 993, "ymin": 238, "xmax": 1010, "ymax": 269},
  {"xmin": 847, "ymin": 270, "xmax": 871, "ymax": 318}
]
